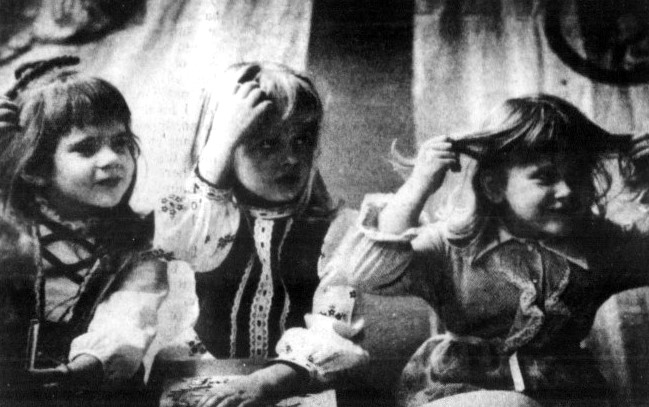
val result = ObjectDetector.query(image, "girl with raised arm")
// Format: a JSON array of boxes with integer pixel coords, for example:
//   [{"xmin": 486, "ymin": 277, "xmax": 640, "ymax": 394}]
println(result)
[{"xmin": 321, "ymin": 94, "xmax": 649, "ymax": 406}]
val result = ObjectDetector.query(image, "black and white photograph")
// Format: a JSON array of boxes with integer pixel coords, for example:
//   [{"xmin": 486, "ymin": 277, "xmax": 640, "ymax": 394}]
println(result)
[{"xmin": 0, "ymin": 1, "xmax": 648, "ymax": 406}]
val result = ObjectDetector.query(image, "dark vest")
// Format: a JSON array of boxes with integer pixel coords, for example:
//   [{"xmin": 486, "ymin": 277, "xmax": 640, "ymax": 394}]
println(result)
[{"xmin": 194, "ymin": 212, "xmax": 330, "ymax": 358}]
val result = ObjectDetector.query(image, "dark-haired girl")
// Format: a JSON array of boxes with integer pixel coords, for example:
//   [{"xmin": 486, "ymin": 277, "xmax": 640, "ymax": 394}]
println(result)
[
  {"xmin": 0, "ymin": 57, "xmax": 170, "ymax": 402},
  {"xmin": 321, "ymin": 94, "xmax": 649, "ymax": 406}
]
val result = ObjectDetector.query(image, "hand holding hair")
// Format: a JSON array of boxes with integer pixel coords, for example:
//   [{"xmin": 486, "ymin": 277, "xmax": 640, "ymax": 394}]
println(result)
[
  {"xmin": 378, "ymin": 135, "xmax": 460, "ymax": 234},
  {"xmin": 411, "ymin": 135, "xmax": 460, "ymax": 195}
]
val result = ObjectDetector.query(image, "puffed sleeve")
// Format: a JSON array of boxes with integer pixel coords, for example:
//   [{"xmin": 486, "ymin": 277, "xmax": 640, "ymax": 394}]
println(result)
[
  {"xmin": 68, "ymin": 257, "xmax": 169, "ymax": 383},
  {"xmin": 271, "ymin": 285, "xmax": 369, "ymax": 385},
  {"xmin": 154, "ymin": 170, "xmax": 240, "ymax": 272},
  {"xmin": 318, "ymin": 194, "xmax": 433, "ymax": 291}
]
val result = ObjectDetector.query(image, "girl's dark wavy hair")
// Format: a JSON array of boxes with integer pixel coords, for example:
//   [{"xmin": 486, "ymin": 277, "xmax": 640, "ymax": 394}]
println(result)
[{"xmin": 0, "ymin": 56, "xmax": 149, "ymax": 249}]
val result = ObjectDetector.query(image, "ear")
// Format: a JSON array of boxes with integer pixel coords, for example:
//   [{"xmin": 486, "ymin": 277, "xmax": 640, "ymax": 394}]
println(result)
[
  {"xmin": 479, "ymin": 170, "xmax": 505, "ymax": 204},
  {"xmin": 20, "ymin": 172, "xmax": 48, "ymax": 187}
]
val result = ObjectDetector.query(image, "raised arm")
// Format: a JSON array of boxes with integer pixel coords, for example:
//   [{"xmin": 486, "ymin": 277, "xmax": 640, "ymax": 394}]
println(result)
[
  {"xmin": 379, "ymin": 136, "xmax": 458, "ymax": 234},
  {"xmin": 318, "ymin": 136, "xmax": 456, "ymax": 293},
  {"xmin": 196, "ymin": 68, "xmax": 272, "ymax": 188}
]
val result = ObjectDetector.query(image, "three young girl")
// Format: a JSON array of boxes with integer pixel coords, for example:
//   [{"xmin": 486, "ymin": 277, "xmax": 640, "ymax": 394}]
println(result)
[
  {"xmin": 2, "ymin": 54, "xmax": 646, "ymax": 407},
  {"xmin": 320, "ymin": 94, "xmax": 649, "ymax": 406},
  {"xmin": 0, "ymin": 56, "xmax": 169, "ymax": 403}
]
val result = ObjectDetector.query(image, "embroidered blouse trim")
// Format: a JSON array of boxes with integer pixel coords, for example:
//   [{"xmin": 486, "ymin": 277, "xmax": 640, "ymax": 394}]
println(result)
[
  {"xmin": 277, "ymin": 218, "xmax": 294, "ymax": 336},
  {"xmin": 229, "ymin": 256, "xmax": 255, "ymax": 358}
]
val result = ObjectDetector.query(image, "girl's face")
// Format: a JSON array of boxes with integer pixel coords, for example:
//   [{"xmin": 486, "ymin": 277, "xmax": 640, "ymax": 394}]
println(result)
[
  {"xmin": 233, "ymin": 123, "xmax": 316, "ymax": 203},
  {"xmin": 46, "ymin": 121, "xmax": 135, "ymax": 217},
  {"xmin": 487, "ymin": 155, "xmax": 592, "ymax": 239}
]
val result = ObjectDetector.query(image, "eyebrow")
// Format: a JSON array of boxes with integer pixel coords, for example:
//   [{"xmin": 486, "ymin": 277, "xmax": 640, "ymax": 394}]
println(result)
[
  {"xmin": 527, "ymin": 161, "xmax": 558, "ymax": 176},
  {"xmin": 67, "ymin": 131, "xmax": 131, "ymax": 147},
  {"xmin": 66, "ymin": 135, "xmax": 95, "ymax": 148}
]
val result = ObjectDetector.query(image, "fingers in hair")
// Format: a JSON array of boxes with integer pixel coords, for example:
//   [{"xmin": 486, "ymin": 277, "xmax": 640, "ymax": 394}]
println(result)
[
  {"xmin": 237, "ymin": 64, "xmax": 261, "ymax": 84},
  {"xmin": 237, "ymin": 81, "xmax": 260, "ymax": 98}
]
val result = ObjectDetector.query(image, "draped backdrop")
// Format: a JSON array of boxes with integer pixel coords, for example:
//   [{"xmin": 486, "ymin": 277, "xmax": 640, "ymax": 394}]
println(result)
[
  {"xmin": 0, "ymin": 0, "xmax": 313, "ymax": 212},
  {"xmin": 0, "ymin": 0, "xmax": 647, "ymax": 403}
]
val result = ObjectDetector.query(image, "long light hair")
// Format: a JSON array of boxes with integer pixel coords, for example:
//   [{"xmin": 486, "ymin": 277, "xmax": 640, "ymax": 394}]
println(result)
[
  {"xmin": 392, "ymin": 94, "xmax": 630, "ymax": 241},
  {"xmin": 193, "ymin": 61, "xmax": 337, "ymax": 220}
]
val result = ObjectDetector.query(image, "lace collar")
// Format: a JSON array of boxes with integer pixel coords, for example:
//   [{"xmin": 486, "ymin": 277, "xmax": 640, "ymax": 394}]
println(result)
[{"xmin": 239, "ymin": 202, "xmax": 297, "ymax": 220}]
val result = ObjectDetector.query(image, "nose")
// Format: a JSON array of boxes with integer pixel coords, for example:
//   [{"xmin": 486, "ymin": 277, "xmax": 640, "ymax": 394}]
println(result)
[
  {"xmin": 554, "ymin": 179, "xmax": 573, "ymax": 199},
  {"xmin": 95, "ymin": 145, "xmax": 121, "ymax": 169},
  {"xmin": 283, "ymin": 146, "xmax": 300, "ymax": 166}
]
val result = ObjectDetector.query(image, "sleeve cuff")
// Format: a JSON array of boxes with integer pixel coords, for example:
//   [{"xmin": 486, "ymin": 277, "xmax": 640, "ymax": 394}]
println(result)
[
  {"xmin": 69, "ymin": 291, "xmax": 164, "ymax": 382},
  {"xmin": 273, "ymin": 286, "xmax": 369, "ymax": 385},
  {"xmin": 69, "ymin": 333, "xmax": 146, "ymax": 382},
  {"xmin": 273, "ymin": 323, "xmax": 369, "ymax": 385},
  {"xmin": 189, "ymin": 167, "xmax": 233, "ymax": 202},
  {"xmin": 358, "ymin": 193, "xmax": 422, "ymax": 242}
]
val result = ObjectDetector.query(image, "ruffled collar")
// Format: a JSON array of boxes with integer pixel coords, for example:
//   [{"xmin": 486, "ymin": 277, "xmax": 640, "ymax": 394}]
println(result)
[{"xmin": 469, "ymin": 218, "xmax": 590, "ymax": 270}]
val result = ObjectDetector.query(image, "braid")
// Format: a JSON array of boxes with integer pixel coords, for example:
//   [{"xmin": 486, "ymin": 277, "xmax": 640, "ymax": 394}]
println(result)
[{"xmin": 5, "ymin": 55, "xmax": 80, "ymax": 99}]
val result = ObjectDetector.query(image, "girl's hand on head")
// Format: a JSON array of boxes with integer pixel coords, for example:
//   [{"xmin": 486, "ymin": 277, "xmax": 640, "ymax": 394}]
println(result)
[
  {"xmin": 411, "ymin": 135, "xmax": 460, "ymax": 194},
  {"xmin": 0, "ymin": 97, "xmax": 19, "ymax": 133},
  {"xmin": 198, "ymin": 80, "xmax": 273, "ymax": 186},
  {"xmin": 211, "ymin": 80, "xmax": 273, "ymax": 148}
]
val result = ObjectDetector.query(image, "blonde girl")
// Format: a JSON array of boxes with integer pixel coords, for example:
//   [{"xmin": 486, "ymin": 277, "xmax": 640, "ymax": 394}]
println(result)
[{"xmin": 155, "ymin": 62, "xmax": 367, "ymax": 407}]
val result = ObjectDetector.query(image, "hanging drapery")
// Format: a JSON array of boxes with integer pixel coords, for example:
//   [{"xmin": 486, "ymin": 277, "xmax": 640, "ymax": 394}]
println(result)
[
  {"xmin": 0, "ymin": 0, "xmax": 313, "ymax": 212},
  {"xmin": 413, "ymin": 0, "xmax": 649, "ymax": 141},
  {"xmin": 413, "ymin": 1, "xmax": 649, "ymax": 404}
]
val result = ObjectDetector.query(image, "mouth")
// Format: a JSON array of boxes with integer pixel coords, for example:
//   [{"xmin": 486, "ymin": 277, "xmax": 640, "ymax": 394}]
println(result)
[
  {"xmin": 275, "ymin": 172, "xmax": 303, "ymax": 186},
  {"xmin": 546, "ymin": 204, "xmax": 583, "ymax": 217},
  {"xmin": 95, "ymin": 177, "xmax": 122, "ymax": 188}
]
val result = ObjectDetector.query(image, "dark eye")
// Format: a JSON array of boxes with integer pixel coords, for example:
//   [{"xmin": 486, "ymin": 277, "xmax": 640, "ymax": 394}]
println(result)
[
  {"xmin": 111, "ymin": 134, "xmax": 132, "ymax": 152},
  {"xmin": 258, "ymin": 138, "xmax": 280, "ymax": 150},
  {"xmin": 293, "ymin": 135, "xmax": 316, "ymax": 150},
  {"xmin": 294, "ymin": 136, "xmax": 309, "ymax": 146},
  {"xmin": 535, "ymin": 169, "xmax": 559, "ymax": 185},
  {"xmin": 72, "ymin": 140, "xmax": 99, "ymax": 157}
]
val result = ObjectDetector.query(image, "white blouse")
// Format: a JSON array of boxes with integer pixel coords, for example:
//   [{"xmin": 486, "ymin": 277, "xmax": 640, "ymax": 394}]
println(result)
[{"xmin": 153, "ymin": 173, "xmax": 369, "ymax": 383}]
